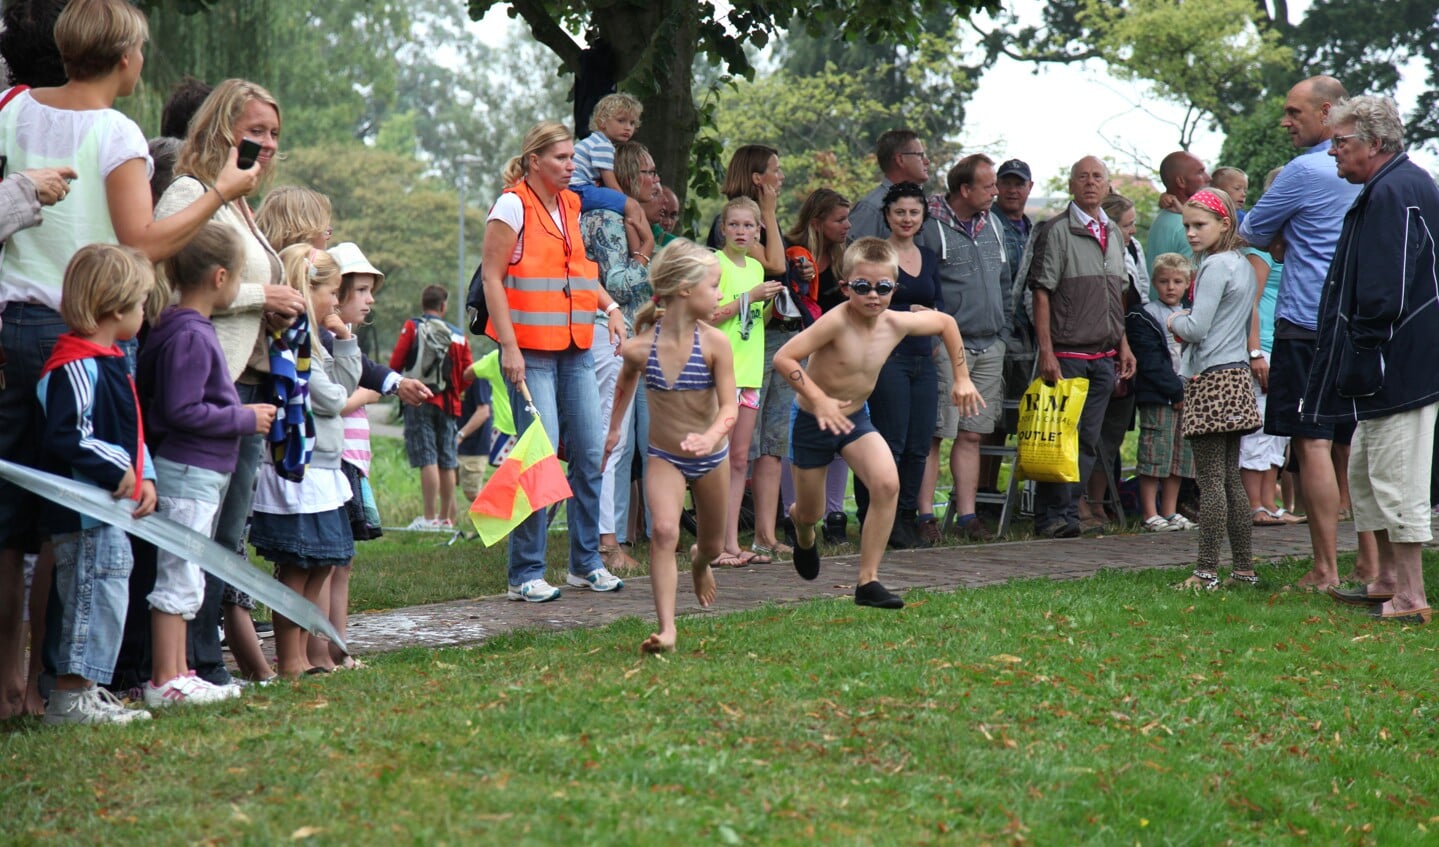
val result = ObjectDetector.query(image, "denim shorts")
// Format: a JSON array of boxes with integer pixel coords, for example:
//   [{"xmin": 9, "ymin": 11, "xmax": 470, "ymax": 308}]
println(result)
[
  {"xmin": 789, "ymin": 402, "xmax": 877, "ymax": 469},
  {"xmin": 52, "ymin": 524, "xmax": 133, "ymax": 684},
  {"xmin": 0, "ymin": 303, "xmax": 67, "ymax": 551},
  {"xmin": 403, "ymin": 402, "xmax": 459, "ymax": 469}
]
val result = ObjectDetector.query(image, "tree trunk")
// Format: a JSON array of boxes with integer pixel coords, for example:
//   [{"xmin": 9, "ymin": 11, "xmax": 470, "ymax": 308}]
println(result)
[{"xmin": 597, "ymin": 1, "xmax": 700, "ymax": 208}]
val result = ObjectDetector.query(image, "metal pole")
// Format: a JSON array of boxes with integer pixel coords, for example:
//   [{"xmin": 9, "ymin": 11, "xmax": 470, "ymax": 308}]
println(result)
[{"xmin": 457, "ymin": 165, "xmax": 467, "ymax": 318}]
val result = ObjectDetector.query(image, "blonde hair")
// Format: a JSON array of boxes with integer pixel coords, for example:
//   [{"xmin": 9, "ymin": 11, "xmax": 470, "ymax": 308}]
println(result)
[
  {"xmin": 53, "ymin": 0, "xmax": 148, "ymax": 82},
  {"xmin": 61, "ymin": 244, "xmax": 154, "ymax": 336},
  {"xmin": 841, "ymin": 237, "xmax": 899, "ymax": 280},
  {"xmin": 147, "ymin": 221, "xmax": 244, "ymax": 318},
  {"xmin": 633, "ymin": 240, "xmax": 719, "ymax": 335},
  {"xmin": 256, "ymin": 185, "xmax": 331, "ymax": 252},
  {"xmin": 1210, "ymin": 166, "xmax": 1248, "ymax": 192},
  {"xmin": 278, "ymin": 243, "xmax": 340, "ymax": 330},
  {"xmin": 589, "ymin": 93, "xmax": 642, "ymax": 133},
  {"xmin": 1150, "ymin": 252, "xmax": 1193, "ymax": 281},
  {"xmin": 502, "ymin": 121, "xmax": 573, "ymax": 188},
  {"xmin": 176, "ymin": 79, "xmax": 281, "ymax": 186},
  {"xmin": 720, "ymin": 195, "xmax": 761, "ymax": 230},
  {"xmin": 1184, "ymin": 189, "xmax": 1243, "ymax": 256}
]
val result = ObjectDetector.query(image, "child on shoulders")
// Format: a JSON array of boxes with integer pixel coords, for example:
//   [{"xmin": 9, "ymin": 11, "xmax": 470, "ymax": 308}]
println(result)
[{"xmin": 570, "ymin": 93, "xmax": 655, "ymax": 262}]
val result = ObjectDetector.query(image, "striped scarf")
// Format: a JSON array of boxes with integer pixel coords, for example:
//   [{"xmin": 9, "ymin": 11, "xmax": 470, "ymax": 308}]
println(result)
[{"xmin": 268, "ymin": 313, "xmax": 315, "ymax": 481}]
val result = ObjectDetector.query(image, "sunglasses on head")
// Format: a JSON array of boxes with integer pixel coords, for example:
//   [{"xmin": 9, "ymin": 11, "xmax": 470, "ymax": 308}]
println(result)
[{"xmin": 846, "ymin": 278, "xmax": 896, "ymax": 296}]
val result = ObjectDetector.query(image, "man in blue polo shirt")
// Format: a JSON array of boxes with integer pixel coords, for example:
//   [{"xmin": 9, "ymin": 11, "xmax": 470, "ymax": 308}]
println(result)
[{"xmin": 1238, "ymin": 75, "xmax": 1362, "ymax": 592}]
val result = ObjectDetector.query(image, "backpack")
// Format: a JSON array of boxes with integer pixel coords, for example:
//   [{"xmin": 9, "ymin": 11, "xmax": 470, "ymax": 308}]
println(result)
[
  {"xmin": 465, "ymin": 261, "xmax": 489, "ymax": 336},
  {"xmin": 402, "ymin": 316, "xmax": 454, "ymax": 393}
]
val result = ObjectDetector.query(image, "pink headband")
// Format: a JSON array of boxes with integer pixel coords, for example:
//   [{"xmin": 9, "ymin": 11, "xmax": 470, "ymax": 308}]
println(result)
[{"xmin": 1188, "ymin": 189, "xmax": 1230, "ymax": 220}]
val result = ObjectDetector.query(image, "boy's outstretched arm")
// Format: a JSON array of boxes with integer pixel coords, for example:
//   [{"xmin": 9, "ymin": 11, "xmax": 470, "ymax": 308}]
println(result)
[
  {"xmin": 908, "ymin": 310, "xmax": 986, "ymax": 419},
  {"xmin": 773, "ymin": 315, "xmax": 852, "ymax": 434}
]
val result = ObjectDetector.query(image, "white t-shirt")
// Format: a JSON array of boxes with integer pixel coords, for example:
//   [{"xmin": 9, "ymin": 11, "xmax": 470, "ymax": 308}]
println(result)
[
  {"xmin": 487, "ymin": 192, "xmax": 566, "ymax": 265},
  {"xmin": 0, "ymin": 90, "xmax": 151, "ymax": 308}
]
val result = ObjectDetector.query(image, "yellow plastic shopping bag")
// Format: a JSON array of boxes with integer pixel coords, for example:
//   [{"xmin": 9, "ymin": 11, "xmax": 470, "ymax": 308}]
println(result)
[{"xmin": 1015, "ymin": 377, "xmax": 1089, "ymax": 483}]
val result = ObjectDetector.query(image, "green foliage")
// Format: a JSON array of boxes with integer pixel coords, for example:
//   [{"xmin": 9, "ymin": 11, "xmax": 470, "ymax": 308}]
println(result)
[
  {"xmin": 269, "ymin": 146, "xmax": 472, "ymax": 349},
  {"xmin": 1074, "ymin": 0, "xmax": 1292, "ymax": 149},
  {"xmin": 1218, "ymin": 97, "xmax": 1297, "ymax": 207}
]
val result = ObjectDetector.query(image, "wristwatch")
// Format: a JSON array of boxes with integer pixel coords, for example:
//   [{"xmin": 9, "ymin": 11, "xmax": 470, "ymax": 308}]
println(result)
[{"xmin": 1249, "ymin": 349, "xmax": 1264, "ymax": 360}]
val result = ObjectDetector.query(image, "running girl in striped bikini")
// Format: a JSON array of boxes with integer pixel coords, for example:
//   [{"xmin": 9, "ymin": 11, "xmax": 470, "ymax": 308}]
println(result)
[{"xmin": 605, "ymin": 239, "xmax": 737, "ymax": 653}]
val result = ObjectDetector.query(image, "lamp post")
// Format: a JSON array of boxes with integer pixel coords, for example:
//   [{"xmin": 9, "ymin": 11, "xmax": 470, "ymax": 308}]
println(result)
[{"xmin": 455, "ymin": 154, "xmax": 487, "ymax": 317}]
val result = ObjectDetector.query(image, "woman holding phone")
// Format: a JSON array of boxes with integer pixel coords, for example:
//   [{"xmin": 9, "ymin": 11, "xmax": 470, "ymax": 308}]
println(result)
[{"xmin": 155, "ymin": 78, "xmax": 308, "ymax": 686}]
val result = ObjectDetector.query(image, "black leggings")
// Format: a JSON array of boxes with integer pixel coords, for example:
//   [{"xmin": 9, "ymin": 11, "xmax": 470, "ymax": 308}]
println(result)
[{"xmin": 1190, "ymin": 433, "xmax": 1253, "ymax": 573}]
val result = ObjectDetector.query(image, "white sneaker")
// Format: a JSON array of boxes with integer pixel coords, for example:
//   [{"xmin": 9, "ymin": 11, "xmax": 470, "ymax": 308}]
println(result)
[
  {"xmin": 405, "ymin": 516, "xmax": 439, "ymax": 531},
  {"xmin": 566, "ymin": 567, "xmax": 623, "ymax": 593},
  {"xmin": 1142, "ymin": 515, "xmax": 1179, "ymax": 533},
  {"xmin": 1167, "ymin": 514, "xmax": 1198, "ymax": 531},
  {"xmin": 507, "ymin": 578, "xmax": 562, "ymax": 603},
  {"xmin": 144, "ymin": 672, "xmax": 242, "ymax": 708},
  {"xmin": 44, "ymin": 686, "xmax": 152, "ymax": 726}
]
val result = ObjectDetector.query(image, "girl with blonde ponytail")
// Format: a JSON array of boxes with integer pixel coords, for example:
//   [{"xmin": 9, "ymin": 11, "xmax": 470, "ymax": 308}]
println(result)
[{"xmin": 604, "ymin": 238, "xmax": 737, "ymax": 653}]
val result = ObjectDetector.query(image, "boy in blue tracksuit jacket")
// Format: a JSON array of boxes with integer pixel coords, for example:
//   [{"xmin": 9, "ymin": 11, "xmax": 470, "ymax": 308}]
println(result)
[{"xmin": 35, "ymin": 244, "xmax": 156, "ymax": 726}]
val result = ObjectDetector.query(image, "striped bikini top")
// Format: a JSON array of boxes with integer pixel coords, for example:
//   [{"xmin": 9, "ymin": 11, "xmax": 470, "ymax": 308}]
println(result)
[{"xmin": 645, "ymin": 322, "xmax": 713, "ymax": 392}]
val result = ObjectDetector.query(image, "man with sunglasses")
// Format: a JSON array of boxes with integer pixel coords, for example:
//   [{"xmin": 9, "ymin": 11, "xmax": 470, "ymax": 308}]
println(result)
[
  {"xmin": 1019, "ymin": 156, "xmax": 1136, "ymax": 539},
  {"xmin": 774, "ymin": 237, "xmax": 984, "ymax": 609}
]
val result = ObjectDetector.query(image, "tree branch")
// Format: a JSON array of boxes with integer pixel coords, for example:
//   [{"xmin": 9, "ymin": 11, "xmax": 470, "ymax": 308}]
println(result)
[
  {"xmin": 508, "ymin": 0, "xmax": 583, "ymax": 73},
  {"xmin": 966, "ymin": 20, "xmax": 1101, "ymax": 65}
]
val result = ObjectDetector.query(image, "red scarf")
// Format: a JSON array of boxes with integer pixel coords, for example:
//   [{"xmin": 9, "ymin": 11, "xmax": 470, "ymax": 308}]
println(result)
[{"xmin": 41, "ymin": 334, "xmax": 145, "ymax": 501}]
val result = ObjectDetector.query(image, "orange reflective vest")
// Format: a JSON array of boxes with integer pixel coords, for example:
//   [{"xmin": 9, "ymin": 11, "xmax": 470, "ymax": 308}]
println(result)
[{"xmin": 486, "ymin": 180, "xmax": 599, "ymax": 351}]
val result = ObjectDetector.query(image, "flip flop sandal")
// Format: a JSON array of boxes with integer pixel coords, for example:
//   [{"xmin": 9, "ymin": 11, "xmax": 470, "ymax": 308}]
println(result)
[
  {"xmin": 743, "ymin": 548, "xmax": 773, "ymax": 565},
  {"xmin": 712, "ymin": 552, "xmax": 749, "ymax": 568},
  {"xmin": 1251, "ymin": 508, "xmax": 1286, "ymax": 527}
]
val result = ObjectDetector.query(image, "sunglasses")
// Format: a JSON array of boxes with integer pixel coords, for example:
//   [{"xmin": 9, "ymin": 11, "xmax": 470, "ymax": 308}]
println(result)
[{"xmin": 845, "ymin": 278, "xmax": 896, "ymax": 296}]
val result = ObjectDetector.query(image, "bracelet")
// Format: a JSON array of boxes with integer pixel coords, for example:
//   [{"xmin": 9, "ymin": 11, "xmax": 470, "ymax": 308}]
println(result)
[
  {"xmin": 206, "ymin": 182, "xmax": 229, "ymax": 204},
  {"xmin": 604, "ymin": 302, "xmax": 620, "ymax": 314},
  {"xmin": 631, "ymin": 251, "xmax": 650, "ymax": 265}
]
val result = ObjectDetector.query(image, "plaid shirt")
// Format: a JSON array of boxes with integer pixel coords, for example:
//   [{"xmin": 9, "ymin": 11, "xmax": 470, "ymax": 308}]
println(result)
[{"xmin": 927, "ymin": 194, "xmax": 986, "ymax": 240}]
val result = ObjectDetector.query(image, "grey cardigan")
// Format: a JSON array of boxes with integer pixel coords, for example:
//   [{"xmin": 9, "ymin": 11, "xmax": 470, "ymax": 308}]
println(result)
[{"xmin": 1168, "ymin": 250, "xmax": 1255, "ymax": 377}]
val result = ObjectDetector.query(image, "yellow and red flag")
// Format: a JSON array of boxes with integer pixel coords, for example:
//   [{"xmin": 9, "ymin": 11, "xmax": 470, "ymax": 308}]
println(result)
[{"xmin": 468, "ymin": 416, "xmax": 572, "ymax": 546}]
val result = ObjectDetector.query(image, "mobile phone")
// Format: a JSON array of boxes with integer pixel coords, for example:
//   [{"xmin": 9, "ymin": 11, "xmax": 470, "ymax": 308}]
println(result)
[{"xmin": 236, "ymin": 138, "xmax": 262, "ymax": 170}]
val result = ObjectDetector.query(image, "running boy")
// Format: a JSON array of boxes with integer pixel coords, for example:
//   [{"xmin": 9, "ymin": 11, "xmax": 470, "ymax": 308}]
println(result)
[
  {"xmin": 773, "ymin": 237, "xmax": 984, "ymax": 609},
  {"xmin": 37, "ymin": 244, "xmax": 157, "ymax": 725},
  {"xmin": 570, "ymin": 93, "xmax": 655, "ymax": 261}
]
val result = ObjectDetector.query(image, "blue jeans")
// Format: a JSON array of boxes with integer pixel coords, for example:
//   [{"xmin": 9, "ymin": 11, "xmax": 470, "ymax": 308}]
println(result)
[
  {"xmin": 505, "ymin": 348, "xmax": 603, "ymax": 585},
  {"xmin": 1033, "ymin": 356, "xmax": 1116, "ymax": 529},
  {"xmin": 613, "ymin": 380, "xmax": 649, "ymax": 544},
  {"xmin": 0, "ymin": 302, "xmax": 67, "ymax": 550},
  {"xmin": 856, "ymin": 352, "xmax": 938, "ymax": 517},
  {"xmin": 52, "ymin": 524, "xmax": 132, "ymax": 684}
]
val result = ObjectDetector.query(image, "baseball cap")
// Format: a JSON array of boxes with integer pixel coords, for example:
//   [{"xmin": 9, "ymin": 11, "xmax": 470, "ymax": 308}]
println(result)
[
  {"xmin": 327, "ymin": 242, "xmax": 385, "ymax": 287},
  {"xmin": 996, "ymin": 159, "xmax": 1032, "ymax": 182}
]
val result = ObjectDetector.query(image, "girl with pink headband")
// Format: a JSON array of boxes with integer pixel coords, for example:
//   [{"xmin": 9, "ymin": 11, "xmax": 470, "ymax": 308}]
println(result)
[{"xmin": 1166, "ymin": 188, "xmax": 1259, "ymax": 591}]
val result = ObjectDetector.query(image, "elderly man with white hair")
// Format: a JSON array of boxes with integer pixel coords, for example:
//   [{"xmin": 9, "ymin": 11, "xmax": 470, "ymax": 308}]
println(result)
[{"xmin": 1307, "ymin": 95, "xmax": 1439, "ymax": 625}]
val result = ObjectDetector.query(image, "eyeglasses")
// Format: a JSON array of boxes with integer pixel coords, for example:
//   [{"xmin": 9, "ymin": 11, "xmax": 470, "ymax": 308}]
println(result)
[
  {"xmin": 1331, "ymin": 133, "xmax": 1363, "ymax": 148},
  {"xmin": 845, "ymin": 279, "xmax": 896, "ymax": 296},
  {"xmin": 898, "ymin": 151, "xmax": 930, "ymax": 162},
  {"xmin": 657, "ymin": 211, "xmax": 679, "ymax": 222},
  {"xmin": 640, "ymin": 169, "xmax": 659, "ymax": 177}
]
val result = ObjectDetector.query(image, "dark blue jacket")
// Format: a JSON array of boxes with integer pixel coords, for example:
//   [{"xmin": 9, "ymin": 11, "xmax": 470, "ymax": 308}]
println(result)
[
  {"xmin": 1126, "ymin": 304, "xmax": 1184, "ymax": 407},
  {"xmin": 1301, "ymin": 153, "xmax": 1439, "ymax": 423}
]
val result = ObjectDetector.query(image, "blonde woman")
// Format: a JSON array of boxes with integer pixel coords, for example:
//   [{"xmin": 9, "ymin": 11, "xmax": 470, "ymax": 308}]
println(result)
[{"xmin": 480, "ymin": 121, "xmax": 627, "ymax": 603}]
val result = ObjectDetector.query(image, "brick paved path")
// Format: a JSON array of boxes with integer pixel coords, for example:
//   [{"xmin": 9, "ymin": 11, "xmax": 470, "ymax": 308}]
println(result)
[{"xmin": 340, "ymin": 521, "xmax": 1374, "ymax": 656}]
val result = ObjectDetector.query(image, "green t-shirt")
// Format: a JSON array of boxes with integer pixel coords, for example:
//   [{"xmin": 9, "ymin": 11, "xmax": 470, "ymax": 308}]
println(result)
[
  {"xmin": 717, "ymin": 250, "xmax": 765, "ymax": 388},
  {"xmin": 470, "ymin": 350, "xmax": 514, "ymax": 435}
]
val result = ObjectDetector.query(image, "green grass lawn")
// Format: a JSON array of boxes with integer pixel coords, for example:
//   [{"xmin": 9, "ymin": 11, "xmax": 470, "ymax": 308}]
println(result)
[{"xmin": 4, "ymin": 558, "xmax": 1437, "ymax": 845}]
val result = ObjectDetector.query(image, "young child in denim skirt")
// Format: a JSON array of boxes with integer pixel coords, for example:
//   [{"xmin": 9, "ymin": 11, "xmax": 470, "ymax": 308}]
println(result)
[
  {"xmin": 138, "ymin": 223, "xmax": 276, "ymax": 704},
  {"xmin": 36, "ymin": 245, "xmax": 157, "ymax": 725},
  {"xmin": 248, "ymin": 246, "xmax": 361, "ymax": 677}
]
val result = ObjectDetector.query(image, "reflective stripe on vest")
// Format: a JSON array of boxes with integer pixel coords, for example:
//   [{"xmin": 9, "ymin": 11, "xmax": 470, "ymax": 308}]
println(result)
[{"xmin": 492, "ymin": 181, "xmax": 599, "ymax": 351}]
